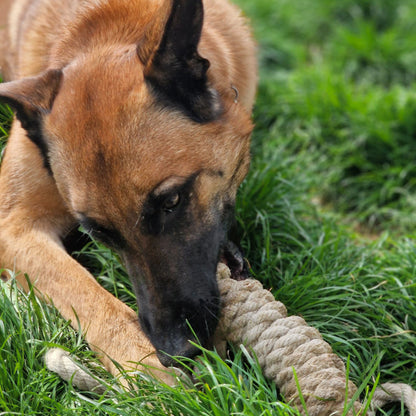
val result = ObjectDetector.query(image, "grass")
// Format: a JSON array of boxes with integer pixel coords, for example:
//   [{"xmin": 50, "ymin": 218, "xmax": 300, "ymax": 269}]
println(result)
[{"xmin": 0, "ymin": 0, "xmax": 416, "ymax": 414}]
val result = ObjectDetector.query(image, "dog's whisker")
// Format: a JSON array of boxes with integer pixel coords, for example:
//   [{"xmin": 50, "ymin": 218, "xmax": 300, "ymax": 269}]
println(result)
[
  {"xmin": 202, "ymin": 303, "xmax": 220, "ymax": 320},
  {"xmin": 133, "ymin": 215, "xmax": 141, "ymax": 230}
]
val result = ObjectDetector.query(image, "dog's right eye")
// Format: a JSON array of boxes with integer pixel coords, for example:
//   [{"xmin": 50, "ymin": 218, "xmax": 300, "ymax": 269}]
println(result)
[
  {"xmin": 162, "ymin": 192, "xmax": 180, "ymax": 213},
  {"xmin": 142, "ymin": 174, "xmax": 197, "ymax": 235}
]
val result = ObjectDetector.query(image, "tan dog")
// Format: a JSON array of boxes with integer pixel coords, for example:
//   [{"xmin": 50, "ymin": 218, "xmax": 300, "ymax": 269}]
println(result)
[{"xmin": 0, "ymin": 0, "xmax": 256, "ymax": 381}]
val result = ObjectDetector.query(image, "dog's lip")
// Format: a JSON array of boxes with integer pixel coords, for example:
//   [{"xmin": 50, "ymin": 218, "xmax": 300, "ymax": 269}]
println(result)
[{"xmin": 219, "ymin": 244, "xmax": 249, "ymax": 281}]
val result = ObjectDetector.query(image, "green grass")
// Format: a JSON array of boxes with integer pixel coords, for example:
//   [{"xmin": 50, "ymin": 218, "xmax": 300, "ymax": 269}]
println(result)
[{"xmin": 1, "ymin": 0, "xmax": 416, "ymax": 414}]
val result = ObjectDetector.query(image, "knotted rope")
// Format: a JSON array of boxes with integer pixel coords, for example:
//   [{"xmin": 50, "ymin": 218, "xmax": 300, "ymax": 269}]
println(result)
[
  {"xmin": 45, "ymin": 348, "xmax": 107, "ymax": 395},
  {"xmin": 215, "ymin": 263, "xmax": 416, "ymax": 415},
  {"xmin": 45, "ymin": 263, "xmax": 416, "ymax": 415}
]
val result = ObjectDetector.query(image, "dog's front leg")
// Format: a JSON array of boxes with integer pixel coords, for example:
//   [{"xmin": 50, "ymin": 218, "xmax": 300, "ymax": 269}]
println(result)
[
  {"xmin": 0, "ymin": 216, "xmax": 173, "ymax": 384},
  {"xmin": 0, "ymin": 127, "xmax": 172, "ymax": 384},
  {"xmin": 9, "ymin": 235, "xmax": 172, "ymax": 383}
]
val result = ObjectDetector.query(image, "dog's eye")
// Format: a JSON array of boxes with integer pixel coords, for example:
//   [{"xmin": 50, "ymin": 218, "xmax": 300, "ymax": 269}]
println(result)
[{"xmin": 162, "ymin": 192, "xmax": 180, "ymax": 213}]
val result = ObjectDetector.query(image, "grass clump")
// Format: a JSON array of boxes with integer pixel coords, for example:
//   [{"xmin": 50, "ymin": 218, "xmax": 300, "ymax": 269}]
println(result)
[
  {"xmin": 241, "ymin": 0, "xmax": 416, "ymax": 232},
  {"xmin": 0, "ymin": 100, "xmax": 12, "ymax": 158},
  {"xmin": 0, "ymin": 275, "xmax": 99, "ymax": 414}
]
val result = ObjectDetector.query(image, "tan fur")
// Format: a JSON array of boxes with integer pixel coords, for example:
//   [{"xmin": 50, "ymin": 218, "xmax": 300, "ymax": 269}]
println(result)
[{"xmin": 0, "ymin": 0, "xmax": 257, "ymax": 383}]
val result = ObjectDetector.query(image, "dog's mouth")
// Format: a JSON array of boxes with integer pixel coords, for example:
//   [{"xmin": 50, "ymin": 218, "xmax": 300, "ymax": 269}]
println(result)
[{"xmin": 219, "ymin": 240, "xmax": 250, "ymax": 281}]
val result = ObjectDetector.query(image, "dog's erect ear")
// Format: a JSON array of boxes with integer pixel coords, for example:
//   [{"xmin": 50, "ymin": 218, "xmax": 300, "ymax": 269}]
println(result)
[
  {"xmin": 142, "ymin": 0, "xmax": 222, "ymax": 123},
  {"xmin": 0, "ymin": 69, "xmax": 62, "ymax": 170}
]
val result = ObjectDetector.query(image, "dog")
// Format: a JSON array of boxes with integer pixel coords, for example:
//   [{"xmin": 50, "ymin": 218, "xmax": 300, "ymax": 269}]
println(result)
[{"xmin": 0, "ymin": 0, "xmax": 257, "ymax": 381}]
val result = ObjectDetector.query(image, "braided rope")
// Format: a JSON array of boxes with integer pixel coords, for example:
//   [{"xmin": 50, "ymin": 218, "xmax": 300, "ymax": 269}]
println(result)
[
  {"xmin": 45, "ymin": 348, "xmax": 107, "ymax": 394},
  {"xmin": 370, "ymin": 383, "xmax": 416, "ymax": 416},
  {"xmin": 45, "ymin": 263, "xmax": 416, "ymax": 415},
  {"xmin": 215, "ymin": 263, "xmax": 361, "ymax": 415}
]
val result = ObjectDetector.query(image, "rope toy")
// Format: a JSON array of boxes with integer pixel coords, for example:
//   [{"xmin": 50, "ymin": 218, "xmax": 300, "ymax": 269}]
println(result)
[
  {"xmin": 215, "ymin": 263, "xmax": 416, "ymax": 415},
  {"xmin": 45, "ymin": 263, "xmax": 416, "ymax": 415},
  {"xmin": 45, "ymin": 348, "xmax": 107, "ymax": 394}
]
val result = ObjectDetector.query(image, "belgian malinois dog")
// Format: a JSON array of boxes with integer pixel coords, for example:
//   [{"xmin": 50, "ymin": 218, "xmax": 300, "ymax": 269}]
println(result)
[{"xmin": 0, "ymin": 0, "xmax": 256, "ymax": 381}]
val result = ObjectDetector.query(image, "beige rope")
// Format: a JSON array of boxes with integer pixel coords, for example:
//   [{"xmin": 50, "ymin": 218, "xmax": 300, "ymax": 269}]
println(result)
[
  {"xmin": 369, "ymin": 383, "xmax": 416, "ymax": 416},
  {"xmin": 215, "ymin": 263, "xmax": 416, "ymax": 415},
  {"xmin": 215, "ymin": 263, "xmax": 360, "ymax": 415},
  {"xmin": 45, "ymin": 263, "xmax": 416, "ymax": 415},
  {"xmin": 44, "ymin": 348, "xmax": 107, "ymax": 394}
]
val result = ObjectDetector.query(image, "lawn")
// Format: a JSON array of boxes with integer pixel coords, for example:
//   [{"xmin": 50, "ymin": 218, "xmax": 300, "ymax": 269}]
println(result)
[{"xmin": 0, "ymin": 0, "xmax": 415, "ymax": 414}]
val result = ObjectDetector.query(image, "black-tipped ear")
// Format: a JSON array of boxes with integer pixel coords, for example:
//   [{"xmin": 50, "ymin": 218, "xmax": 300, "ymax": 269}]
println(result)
[
  {"xmin": 143, "ymin": 0, "xmax": 222, "ymax": 123},
  {"xmin": 0, "ymin": 69, "xmax": 62, "ymax": 170}
]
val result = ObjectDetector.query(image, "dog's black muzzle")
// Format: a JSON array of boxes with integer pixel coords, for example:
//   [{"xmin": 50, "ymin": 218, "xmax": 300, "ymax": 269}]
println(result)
[
  {"xmin": 125, "ymin": 239, "xmax": 249, "ymax": 367},
  {"xmin": 124, "ymin": 224, "xmax": 225, "ymax": 367},
  {"xmin": 136, "ymin": 268, "xmax": 220, "ymax": 368}
]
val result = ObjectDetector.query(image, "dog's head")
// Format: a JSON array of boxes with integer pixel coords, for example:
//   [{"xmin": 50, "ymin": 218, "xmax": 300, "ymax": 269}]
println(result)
[{"xmin": 0, "ymin": 0, "xmax": 253, "ymax": 366}]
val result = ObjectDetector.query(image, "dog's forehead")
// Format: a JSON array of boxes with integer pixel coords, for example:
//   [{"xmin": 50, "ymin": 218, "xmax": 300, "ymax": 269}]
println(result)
[
  {"xmin": 49, "ymin": 61, "xmax": 250, "ymax": 167},
  {"xmin": 50, "ymin": 116, "xmax": 249, "ymax": 226},
  {"xmin": 54, "ymin": 50, "xmax": 146, "ymax": 118}
]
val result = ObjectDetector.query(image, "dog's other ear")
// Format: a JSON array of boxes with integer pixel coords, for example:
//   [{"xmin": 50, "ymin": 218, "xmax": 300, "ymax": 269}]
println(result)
[
  {"xmin": 142, "ymin": 0, "xmax": 222, "ymax": 123},
  {"xmin": 0, "ymin": 69, "xmax": 62, "ymax": 129},
  {"xmin": 0, "ymin": 69, "xmax": 62, "ymax": 171}
]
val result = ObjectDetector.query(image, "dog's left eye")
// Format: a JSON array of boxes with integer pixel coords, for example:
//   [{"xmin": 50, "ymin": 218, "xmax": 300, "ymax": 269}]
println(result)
[{"xmin": 162, "ymin": 192, "xmax": 180, "ymax": 213}]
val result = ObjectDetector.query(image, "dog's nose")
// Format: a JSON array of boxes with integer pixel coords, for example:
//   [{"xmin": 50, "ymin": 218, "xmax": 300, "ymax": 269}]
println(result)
[{"xmin": 156, "ymin": 342, "xmax": 202, "ymax": 368}]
